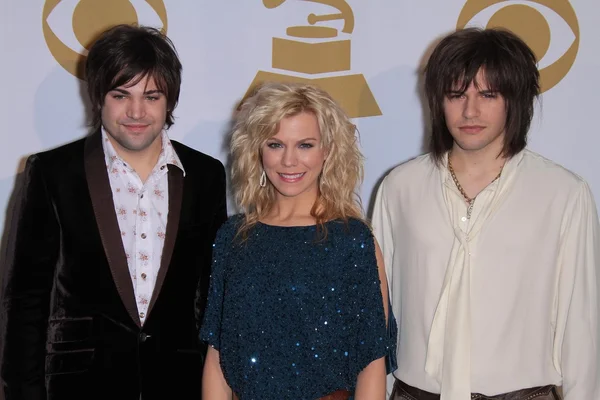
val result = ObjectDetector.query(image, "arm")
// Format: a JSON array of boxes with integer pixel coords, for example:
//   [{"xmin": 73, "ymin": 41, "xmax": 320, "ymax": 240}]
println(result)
[
  {"xmin": 557, "ymin": 182, "xmax": 600, "ymax": 399},
  {"xmin": 371, "ymin": 179, "xmax": 394, "ymax": 296},
  {"xmin": 354, "ymin": 240, "xmax": 388, "ymax": 400},
  {"xmin": 370, "ymin": 179, "xmax": 398, "ymax": 397},
  {"xmin": 1, "ymin": 155, "xmax": 60, "ymax": 400},
  {"xmin": 198, "ymin": 211, "xmax": 234, "ymax": 399},
  {"xmin": 202, "ymin": 347, "xmax": 232, "ymax": 399}
]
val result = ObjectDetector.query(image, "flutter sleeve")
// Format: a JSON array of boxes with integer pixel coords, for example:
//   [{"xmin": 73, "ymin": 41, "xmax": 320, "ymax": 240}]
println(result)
[
  {"xmin": 348, "ymin": 222, "xmax": 398, "ymax": 379},
  {"xmin": 199, "ymin": 216, "xmax": 238, "ymax": 350}
]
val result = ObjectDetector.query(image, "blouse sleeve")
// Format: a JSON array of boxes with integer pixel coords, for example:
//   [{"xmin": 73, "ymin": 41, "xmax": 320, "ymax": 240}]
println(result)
[
  {"xmin": 199, "ymin": 217, "xmax": 236, "ymax": 350},
  {"xmin": 556, "ymin": 182, "xmax": 600, "ymax": 399},
  {"xmin": 349, "ymin": 224, "xmax": 398, "ymax": 380}
]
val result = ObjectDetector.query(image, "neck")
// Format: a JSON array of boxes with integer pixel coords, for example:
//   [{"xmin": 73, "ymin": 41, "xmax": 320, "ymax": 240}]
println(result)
[
  {"xmin": 111, "ymin": 137, "xmax": 163, "ymax": 183},
  {"xmin": 264, "ymin": 190, "xmax": 318, "ymax": 226},
  {"xmin": 448, "ymin": 142, "xmax": 507, "ymax": 200},
  {"xmin": 449, "ymin": 143, "xmax": 506, "ymax": 178}
]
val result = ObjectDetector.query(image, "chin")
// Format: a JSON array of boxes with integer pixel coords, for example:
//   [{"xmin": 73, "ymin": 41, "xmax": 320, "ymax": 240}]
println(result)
[
  {"xmin": 274, "ymin": 188, "xmax": 304, "ymax": 198},
  {"xmin": 273, "ymin": 183, "xmax": 318, "ymax": 199},
  {"xmin": 456, "ymin": 140, "xmax": 494, "ymax": 152}
]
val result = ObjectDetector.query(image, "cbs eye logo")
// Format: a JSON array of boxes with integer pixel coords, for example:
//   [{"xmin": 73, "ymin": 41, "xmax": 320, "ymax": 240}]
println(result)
[
  {"xmin": 457, "ymin": 0, "xmax": 579, "ymax": 93},
  {"xmin": 42, "ymin": 0, "xmax": 168, "ymax": 80}
]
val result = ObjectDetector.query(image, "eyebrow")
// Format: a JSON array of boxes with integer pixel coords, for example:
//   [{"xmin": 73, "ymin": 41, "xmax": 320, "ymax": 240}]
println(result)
[
  {"xmin": 268, "ymin": 137, "xmax": 318, "ymax": 143},
  {"xmin": 446, "ymin": 89, "xmax": 498, "ymax": 95},
  {"xmin": 110, "ymin": 88, "xmax": 164, "ymax": 95}
]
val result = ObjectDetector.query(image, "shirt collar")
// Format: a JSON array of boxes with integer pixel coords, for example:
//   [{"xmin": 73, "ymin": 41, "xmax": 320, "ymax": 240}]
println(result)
[{"xmin": 101, "ymin": 129, "xmax": 186, "ymax": 177}]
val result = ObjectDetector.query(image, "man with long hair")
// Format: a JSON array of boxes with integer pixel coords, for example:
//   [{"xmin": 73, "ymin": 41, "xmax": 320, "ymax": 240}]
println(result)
[
  {"xmin": 373, "ymin": 28, "xmax": 599, "ymax": 399},
  {"xmin": 1, "ymin": 25, "xmax": 227, "ymax": 399}
]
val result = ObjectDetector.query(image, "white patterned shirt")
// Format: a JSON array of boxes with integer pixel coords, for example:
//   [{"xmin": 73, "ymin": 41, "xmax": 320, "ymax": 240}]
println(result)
[{"xmin": 102, "ymin": 129, "xmax": 185, "ymax": 325}]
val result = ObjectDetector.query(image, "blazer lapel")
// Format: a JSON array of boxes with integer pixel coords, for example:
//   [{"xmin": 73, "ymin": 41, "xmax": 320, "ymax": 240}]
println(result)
[
  {"xmin": 84, "ymin": 132, "xmax": 141, "ymax": 327},
  {"xmin": 147, "ymin": 167, "xmax": 183, "ymax": 316}
]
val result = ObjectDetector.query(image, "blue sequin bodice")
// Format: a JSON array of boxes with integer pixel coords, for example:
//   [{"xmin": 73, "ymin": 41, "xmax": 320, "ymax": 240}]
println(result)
[{"xmin": 200, "ymin": 215, "xmax": 393, "ymax": 399}]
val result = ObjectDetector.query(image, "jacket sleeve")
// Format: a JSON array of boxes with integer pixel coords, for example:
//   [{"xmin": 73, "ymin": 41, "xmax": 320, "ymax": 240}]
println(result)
[
  {"xmin": 194, "ymin": 159, "xmax": 227, "ymax": 340},
  {"xmin": 1, "ymin": 155, "xmax": 60, "ymax": 400}
]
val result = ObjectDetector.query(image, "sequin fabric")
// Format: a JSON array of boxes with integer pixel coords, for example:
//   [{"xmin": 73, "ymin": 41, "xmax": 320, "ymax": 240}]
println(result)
[{"xmin": 200, "ymin": 215, "xmax": 395, "ymax": 399}]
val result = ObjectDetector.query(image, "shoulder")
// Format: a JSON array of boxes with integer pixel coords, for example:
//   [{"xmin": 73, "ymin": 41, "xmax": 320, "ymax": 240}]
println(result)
[
  {"xmin": 520, "ymin": 150, "xmax": 587, "ymax": 190},
  {"xmin": 341, "ymin": 217, "xmax": 373, "ymax": 236},
  {"xmin": 382, "ymin": 153, "xmax": 437, "ymax": 188},
  {"xmin": 327, "ymin": 220, "xmax": 380, "ymax": 278},
  {"xmin": 171, "ymin": 140, "xmax": 225, "ymax": 173},
  {"xmin": 32, "ymin": 138, "xmax": 86, "ymax": 169},
  {"xmin": 215, "ymin": 214, "xmax": 245, "ymax": 240},
  {"xmin": 328, "ymin": 218, "xmax": 375, "ymax": 248}
]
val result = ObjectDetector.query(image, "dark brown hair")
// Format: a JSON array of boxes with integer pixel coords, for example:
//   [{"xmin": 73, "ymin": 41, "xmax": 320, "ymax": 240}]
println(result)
[
  {"xmin": 85, "ymin": 24, "xmax": 182, "ymax": 130},
  {"xmin": 424, "ymin": 27, "xmax": 540, "ymax": 161}
]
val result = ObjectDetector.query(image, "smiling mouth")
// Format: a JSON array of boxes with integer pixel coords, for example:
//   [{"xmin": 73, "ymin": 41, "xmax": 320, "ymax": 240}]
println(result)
[
  {"xmin": 123, "ymin": 124, "xmax": 149, "ymax": 132},
  {"xmin": 278, "ymin": 172, "xmax": 305, "ymax": 182}
]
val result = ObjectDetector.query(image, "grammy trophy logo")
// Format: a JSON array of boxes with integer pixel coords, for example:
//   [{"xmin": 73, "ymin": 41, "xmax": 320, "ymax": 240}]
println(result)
[
  {"xmin": 457, "ymin": 0, "xmax": 579, "ymax": 92},
  {"xmin": 43, "ymin": 0, "xmax": 168, "ymax": 80},
  {"xmin": 243, "ymin": 0, "xmax": 381, "ymax": 118}
]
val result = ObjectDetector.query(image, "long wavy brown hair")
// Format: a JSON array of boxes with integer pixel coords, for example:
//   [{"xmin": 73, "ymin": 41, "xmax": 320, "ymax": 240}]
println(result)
[{"xmin": 230, "ymin": 82, "xmax": 364, "ymax": 239}]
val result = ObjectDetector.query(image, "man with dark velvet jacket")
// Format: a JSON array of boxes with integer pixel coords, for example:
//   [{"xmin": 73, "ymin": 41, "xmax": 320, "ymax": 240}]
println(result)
[{"xmin": 0, "ymin": 25, "xmax": 227, "ymax": 400}]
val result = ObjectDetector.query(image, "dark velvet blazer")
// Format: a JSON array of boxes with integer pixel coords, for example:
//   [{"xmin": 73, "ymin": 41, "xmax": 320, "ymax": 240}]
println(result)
[{"xmin": 0, "ymin": 131, "xmax": 227, "ymax": 400}]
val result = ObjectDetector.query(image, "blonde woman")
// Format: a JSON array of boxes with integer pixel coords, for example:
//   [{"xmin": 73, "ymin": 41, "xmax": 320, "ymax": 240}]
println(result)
[{"xmin": 200, "ymin": 82, "xmax": 396, "ymax": 399}]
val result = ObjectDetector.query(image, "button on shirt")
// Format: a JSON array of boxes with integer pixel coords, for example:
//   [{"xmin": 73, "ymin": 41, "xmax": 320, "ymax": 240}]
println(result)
[
  {"xmin": 102, "ymin": 130, "xmax": 185, "ymax": 325},
  {"xmin": 372, "ymin": 150, "xmax": 600, "ymax": 399}
]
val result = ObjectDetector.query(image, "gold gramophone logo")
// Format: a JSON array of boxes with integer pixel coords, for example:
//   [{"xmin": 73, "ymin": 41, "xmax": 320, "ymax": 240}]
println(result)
[
  {"xmin": 42, "ymin": 0, "xmax": 168, "ymax": 80},
  {"xmin": 457, "ymin": 0, "xmax": 579, "ymax": 93},
  {"xmin": 244, "ymin": 0, "xmax": 381, "ymax": 118}
]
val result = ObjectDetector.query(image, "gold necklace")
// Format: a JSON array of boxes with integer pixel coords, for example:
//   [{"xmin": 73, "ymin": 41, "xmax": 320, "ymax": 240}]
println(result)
[{"xmin": 447, "ymin": 155, "xmax": 503, "ymax": 219}]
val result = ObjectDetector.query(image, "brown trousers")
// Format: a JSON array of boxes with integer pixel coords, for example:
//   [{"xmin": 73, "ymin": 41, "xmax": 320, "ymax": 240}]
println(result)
[{"xmin": 391, "ymin": 379, "xmax": 562, "ymax": 400}]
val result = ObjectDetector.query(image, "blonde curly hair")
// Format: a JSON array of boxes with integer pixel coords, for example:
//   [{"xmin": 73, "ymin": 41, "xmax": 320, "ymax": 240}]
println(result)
[{"xmin": 230, "ymin": 82, "xmax": 364, "ymax": 239}]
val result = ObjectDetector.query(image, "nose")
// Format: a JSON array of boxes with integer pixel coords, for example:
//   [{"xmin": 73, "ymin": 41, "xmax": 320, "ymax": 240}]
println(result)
[
  {"xmin": 462, "ymin": 96, "xmax": 480, "ymax": 119},
  {"xmin": 126, "ymin": 97, "xmax": 146, "ymax": 120},
  {"xmin": 281, "ymin": 147, "xmax": 298, "ymax": 167}
]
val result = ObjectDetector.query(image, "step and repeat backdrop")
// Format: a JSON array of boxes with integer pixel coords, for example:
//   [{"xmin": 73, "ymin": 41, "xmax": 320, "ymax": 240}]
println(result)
[{"xmin": 0, "ymin": 0, "xmax": 597, "ymax": 236}]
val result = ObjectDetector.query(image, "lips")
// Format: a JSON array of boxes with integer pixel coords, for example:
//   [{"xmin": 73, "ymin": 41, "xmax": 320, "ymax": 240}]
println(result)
[
  {"xmin": 278, "ymin": 172, "xmax": 305, "ymax": 183},
  {"xmin": 459, "ymin": 125, "xmax": 485, "ymax": 134},
  {"xmin": 123, "ymin": 124, "xmax": 150, "ymax": 133}
]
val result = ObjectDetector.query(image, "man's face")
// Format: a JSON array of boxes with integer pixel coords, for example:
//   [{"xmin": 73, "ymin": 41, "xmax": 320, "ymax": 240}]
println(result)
[
  {"xmin": 101, "ymin": 75, "xmax": 167, "ymax": 156},
  {"xmin": 443, "ymin": 69, "xmax": 507, "ymax": 155}
]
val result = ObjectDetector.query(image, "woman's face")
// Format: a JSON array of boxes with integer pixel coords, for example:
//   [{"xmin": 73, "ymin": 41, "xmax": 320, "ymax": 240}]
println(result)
[{"xmin": 261, "ymin": 112, "xmax": 326, "ymax": 202}]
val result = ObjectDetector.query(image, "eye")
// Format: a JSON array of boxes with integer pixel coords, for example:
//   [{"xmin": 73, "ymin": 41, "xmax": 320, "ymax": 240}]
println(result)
[
  {"xmin": 267, "ymin": 142, "xmax": 283, "ymax": 149},
  {"xmin": 111, "ymin": 94, "xmax": 126, "ymax": 100},
  {"xmin": 299, "ymin": 143, "xmax": 314, "ymax": 149},
  {"xmin": 457, "ymin": 0, "xmax": 579, "ymax": 92},
  {"xmin": 481, "ymin": 92, "xmax": 498, "ymax": 99},
  {"xmin": 146, "ymin": 96, "xmax": 160, "ymax": 101},
  {"xmin": 446, "ymin": 93, "xmax": 464, "ymax": 100}
]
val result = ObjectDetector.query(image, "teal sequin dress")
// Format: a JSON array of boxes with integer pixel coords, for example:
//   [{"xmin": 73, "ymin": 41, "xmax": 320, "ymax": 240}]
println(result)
[{"xmin": 200, "ymin": 215, "xmax": 396, "ymax": 399}]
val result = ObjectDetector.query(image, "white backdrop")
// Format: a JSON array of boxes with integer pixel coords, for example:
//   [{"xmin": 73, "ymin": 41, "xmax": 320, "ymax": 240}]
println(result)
[
  {"xmin": 0, "ymin": 0, "xmax": 598, "ymax": 245},
  {"xmin": 0, "ymin": 1, "xmax": 598, "ymax": 398}
]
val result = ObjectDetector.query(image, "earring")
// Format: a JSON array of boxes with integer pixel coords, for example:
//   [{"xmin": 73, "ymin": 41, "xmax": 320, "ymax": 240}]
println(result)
[{"xmin": 259, "ymin": 170, "xmax": 266, "ymax": 188}]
